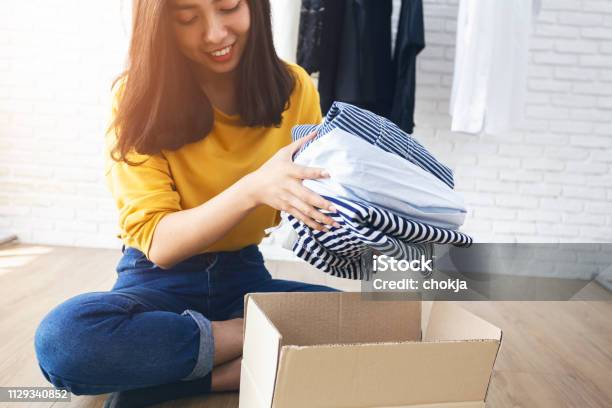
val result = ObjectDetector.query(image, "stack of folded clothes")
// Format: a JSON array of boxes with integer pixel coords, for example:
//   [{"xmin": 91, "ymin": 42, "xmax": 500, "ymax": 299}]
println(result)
[{"xmin": 272, "ymin": 102, "xmax": 472, "ymax": 280}]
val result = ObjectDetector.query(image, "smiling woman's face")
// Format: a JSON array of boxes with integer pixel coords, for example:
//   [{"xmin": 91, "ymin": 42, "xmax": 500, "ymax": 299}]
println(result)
[{"xmin": 170, "ymin": 0, "xmax": 250, "ymax": 79}]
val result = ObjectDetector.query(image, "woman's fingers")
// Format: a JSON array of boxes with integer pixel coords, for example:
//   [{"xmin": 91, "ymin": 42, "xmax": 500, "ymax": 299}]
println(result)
[
  {"xmin": 290, "ymin": 163, "xmax": 330, "ymax": 180},
  {"xmin": 275, "ymin": 130, "xmax": 341, "ymax": 231},
  {"xmin": 290, "ymin": 184, "xmax": 338, "ymax": 219},
  {"xmin": 283, "ymin": 132, "xmax": 329, "ymax": 180},
  {"xmin": 287, "ymin": 207, "xmax": 327, "ymax": 232},
  {"xmin": 288, "ymin": 130, "xmax": 318, "ymax": 156},
  {"xmin": 287, "ymin": 195, "xmax": 337, "ymax": 228}
]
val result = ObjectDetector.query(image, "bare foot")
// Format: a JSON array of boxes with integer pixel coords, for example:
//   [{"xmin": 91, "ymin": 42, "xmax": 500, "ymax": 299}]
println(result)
[
  {"xmin": 211, "ymin": 318, "xmax": 244, "ymax": 366},
  {"xmin": 211, "ymin": 357, "xmax": 242, "ymax": 391}
]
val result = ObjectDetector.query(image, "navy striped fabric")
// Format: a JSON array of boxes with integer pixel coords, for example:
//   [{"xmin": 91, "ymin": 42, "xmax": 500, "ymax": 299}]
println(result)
[
  {"xmin": 293, "ymin": 101, "xmax": 454, "ymax": 188},
  {"xmin": 286, "ymin": 195, "xmax": 471, "ymax": 280},
  {"xmin": 283, "ymin": 102, "xmax": 472, "ymax": 280}
]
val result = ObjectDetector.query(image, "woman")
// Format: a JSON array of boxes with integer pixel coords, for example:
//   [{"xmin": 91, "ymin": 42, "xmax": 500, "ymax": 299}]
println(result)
[{"xmin": 34, "ymin": 0, "xmax": 339, "ymax": 406}]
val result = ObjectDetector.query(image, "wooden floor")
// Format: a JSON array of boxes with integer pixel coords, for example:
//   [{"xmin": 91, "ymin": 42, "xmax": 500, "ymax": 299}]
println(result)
[{"xmin": 0, "ymin": 243, "xmax": 611, "ymax": 408}]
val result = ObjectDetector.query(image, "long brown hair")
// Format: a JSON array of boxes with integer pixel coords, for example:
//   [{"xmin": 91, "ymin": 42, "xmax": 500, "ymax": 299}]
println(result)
[{"xmin": 109, "ymin": 0, "xmax": 295, "ymax": 163}]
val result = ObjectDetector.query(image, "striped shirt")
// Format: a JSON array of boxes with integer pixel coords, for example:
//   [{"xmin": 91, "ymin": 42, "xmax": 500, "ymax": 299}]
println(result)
[{"xmin": 284, "ymin": 102, "xmax": 471, "ymax": 280}]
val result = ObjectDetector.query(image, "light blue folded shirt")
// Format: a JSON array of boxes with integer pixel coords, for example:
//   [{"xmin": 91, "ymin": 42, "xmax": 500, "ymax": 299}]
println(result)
[{"xmin": 295, "ymin": 128, "xmax": 467, "ymax": 229}]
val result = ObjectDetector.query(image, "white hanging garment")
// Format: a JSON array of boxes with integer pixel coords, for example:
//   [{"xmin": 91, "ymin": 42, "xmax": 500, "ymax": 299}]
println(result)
[
  {"xmin": 269, "ymin": 0, "xmax": 301, "ymax": 63},
  {"xmin": 449, "ymin": 0, "xmax": 541, "ymax": 134}
]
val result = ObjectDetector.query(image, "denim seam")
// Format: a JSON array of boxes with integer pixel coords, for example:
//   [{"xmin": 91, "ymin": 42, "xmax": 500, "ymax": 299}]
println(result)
[
  {"xmin": 207, "ymin": 254, "xmax": 219, "ymax": 284},
  {"xmin": 109, "ymin": 292, "xmax": 157, "ymax": 311},
  {"xmin": 206, "ymin": 255, "xmax": 219, "ymax": 272},
  {"xmin": 180, "ymin": 310, "xmax": 214, "ymax": 381}
]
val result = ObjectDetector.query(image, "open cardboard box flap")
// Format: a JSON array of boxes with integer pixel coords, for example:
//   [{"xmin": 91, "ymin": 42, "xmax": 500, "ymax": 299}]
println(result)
[{"xmin": 239, "ymin": 292, "xmax": 501, "ymax": 408}]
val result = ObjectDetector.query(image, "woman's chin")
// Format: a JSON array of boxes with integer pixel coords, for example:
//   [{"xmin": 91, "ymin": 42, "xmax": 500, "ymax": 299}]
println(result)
[{"xmin": 196, "ymin": 57, "xmax": 241, "ymax": 78}]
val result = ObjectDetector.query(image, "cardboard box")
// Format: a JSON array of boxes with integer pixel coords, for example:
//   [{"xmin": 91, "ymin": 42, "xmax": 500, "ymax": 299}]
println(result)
[{"xmin": 239, "ymin": 292, "xmax": 502, "ymax": 408}]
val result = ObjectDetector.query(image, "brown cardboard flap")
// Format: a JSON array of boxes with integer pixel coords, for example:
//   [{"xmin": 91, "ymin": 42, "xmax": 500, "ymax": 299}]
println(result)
[
  {"xmin": 423, "ymin": 302, "xmax": 502, "ymax": 342},
  {"xmin": 336, "ymin": 292, "xmax": 421, "ymax": 343},
  {"xmin": 271, "ymin": 341, "xmax": 500, "ymax": 408},
  {"xmin": 248, "ymin": 292, "xmax": 341, "ymax": 346},
  {"xmin": 239, "ymin": 297, "xmax": 282, "ymax": 408},
  {"xmin": 247, "ymin": 292, "xmax": 421, "ymax": 346}
]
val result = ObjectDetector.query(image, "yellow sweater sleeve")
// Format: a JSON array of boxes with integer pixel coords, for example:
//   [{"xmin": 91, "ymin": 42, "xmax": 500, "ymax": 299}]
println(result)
[{"xmin": 105, "ymin": 151, "xmax": 182, "ymax": 258}]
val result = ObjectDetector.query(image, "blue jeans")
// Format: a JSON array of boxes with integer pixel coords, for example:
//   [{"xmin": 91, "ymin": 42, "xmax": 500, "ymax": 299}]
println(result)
[{"xmin": 34, "ymin": 245, "xmax": 339, "ymax": 395}]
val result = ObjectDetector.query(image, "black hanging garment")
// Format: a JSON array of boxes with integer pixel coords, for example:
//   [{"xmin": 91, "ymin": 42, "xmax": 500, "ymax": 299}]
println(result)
[
  {"xmin": 319, "ymin": 0, "xmax": 394, "ymax": 116},
  {"xmin": 390, "ymin": 0, "xmax": 425, "ymax": 134},
  {"xmin": 296, "ymin": 0, "xmax": 325, "ymax": 74},
  {"xmin": 297, "ymin": 0, "xmax": 348, "ymax": 113},
  {"xmin": 297, "ymin": 0, "xmax": 424, "ymax": 133}
]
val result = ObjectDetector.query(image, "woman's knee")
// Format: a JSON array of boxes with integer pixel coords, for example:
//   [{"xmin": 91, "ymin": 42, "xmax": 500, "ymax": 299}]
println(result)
[{"xmin": 34, "ymin": 292, "xmax": 138, "ymax": 392}]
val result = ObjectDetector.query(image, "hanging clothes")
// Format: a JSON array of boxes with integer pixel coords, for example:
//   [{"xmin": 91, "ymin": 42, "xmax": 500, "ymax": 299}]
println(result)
[
  {"xmin": 270, "ymin": 0, "xmax": 301, "ymax": 63},
  {"xmin": 297, "ymin": 0, "xmax": 425, "ymax": 133},
  {"xmin": 450, "ymin": 0, "xmax": 541, "ymax": 134},
  {"xmin": 296, "ymin": 0, "xmax": 325, "ymax": 73},
  {"xmin": 390, "ymin": 0, "xmax": 425, "ymax": 135},
  {"xmin": 272, "ymin": 102, "xmax": 472, "ymax": 280},
  {"xmin": 314, "ymin": 0, "xmax": 346, "ymax": 111},
  {"xmin": 311, "ymin": 0, "xmax": 394, "ymax": 116}
]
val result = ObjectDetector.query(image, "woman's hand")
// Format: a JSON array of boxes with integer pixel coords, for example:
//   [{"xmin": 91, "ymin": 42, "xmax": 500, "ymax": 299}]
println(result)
[{"xmin": 243, "ymin": 131, "xmax": 339, "ymax": 231}]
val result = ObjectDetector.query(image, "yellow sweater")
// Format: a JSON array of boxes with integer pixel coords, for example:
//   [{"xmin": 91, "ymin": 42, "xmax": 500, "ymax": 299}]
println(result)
[{"xmin": 105, "ymin": 63, "xmax": 322, "ymax": 256}]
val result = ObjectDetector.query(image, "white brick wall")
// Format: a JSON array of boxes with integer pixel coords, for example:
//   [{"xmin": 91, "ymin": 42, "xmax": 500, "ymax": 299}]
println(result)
[
  {"xmin": 0, "ymin": 0, "xmax": 610, "ymax": 249},
  {"xmin": 0, "ymin": 0, "xmax": 129, "ymax": 248}
]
